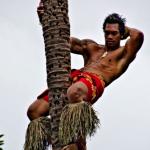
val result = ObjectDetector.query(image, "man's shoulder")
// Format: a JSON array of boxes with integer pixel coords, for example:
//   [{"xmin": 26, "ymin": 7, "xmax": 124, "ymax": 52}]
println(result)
[{"xmin": 82, "ymin": 39, "xmax": 98, "ymax": 45}]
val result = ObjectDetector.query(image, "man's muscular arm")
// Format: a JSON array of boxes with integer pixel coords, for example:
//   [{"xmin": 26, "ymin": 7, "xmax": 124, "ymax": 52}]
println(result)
[
  {"xmin": 36, "ymin": 2, "xmax": 93, "ymax": 56},
  {"xmin": 70, "ymin": 37, "xmax": 96, "ymax": 55},
  {"xmin": 70, "ymin": 37, "xmax": 85, "ymax": 55},
  {"xmin": 122, "ymin": 26, "xmax": 144, "ymax": 62}
]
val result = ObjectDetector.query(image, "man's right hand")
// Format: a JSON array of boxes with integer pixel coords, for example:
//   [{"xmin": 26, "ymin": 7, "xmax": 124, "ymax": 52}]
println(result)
[{"xmin": 37, "ymin": 1, "xmax": 44, "ymax": 24}]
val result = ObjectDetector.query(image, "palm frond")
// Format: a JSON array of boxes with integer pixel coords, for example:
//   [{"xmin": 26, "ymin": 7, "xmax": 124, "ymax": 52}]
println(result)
[
  {"xmin": 59, "ymin": 102, "xmax": 100, "ymax": 145},
  {"xmin": 24, "ymin": 117, "xmax": 51, "ymax": 150},
  {"xmin": 0, "ymin": 134, "xmax": 4, "ymax": 150}
]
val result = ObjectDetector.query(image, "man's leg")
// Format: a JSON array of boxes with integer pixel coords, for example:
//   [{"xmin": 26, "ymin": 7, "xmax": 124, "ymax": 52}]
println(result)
[
  {"xmin": 59, "ymin": 81, "xmax": 88, "ymax": 150},
  {"xmin": 26, "ymin": 83, "xmax": 88, "ymax": 150},
  {"xmin": 27, "ymin": 81, "xmax": 88, "ymax": 120},
  {"xmin": 67, "ymin": 81, "xmax": 88, "ymax": 103},
  {"xmin": 25, "ymin": 94, "xmax": 51, "ymax": 149},
  {"xmin": 59, "ymin": 78, "xmax": 100, "ymax": 149},
  {"xmin": 27, "ymin": 98, "xmax": 49, "ymax": 120}
]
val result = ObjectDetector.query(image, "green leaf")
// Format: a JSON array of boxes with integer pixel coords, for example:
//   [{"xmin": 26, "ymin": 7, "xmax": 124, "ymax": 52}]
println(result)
[
  {"xmin": 0, "ymin": 134, "xmax": 4, "ymax": 150},
  {"xmin": 0, "ymin": 135, "xmax": 3, "ymax": 138}
]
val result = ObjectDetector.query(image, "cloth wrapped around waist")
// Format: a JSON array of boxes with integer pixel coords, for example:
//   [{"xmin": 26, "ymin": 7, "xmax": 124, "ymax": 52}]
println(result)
[
  {"xmin": 37, "ymin": 69, "xmax": 105, "ymax": 104},
  {"xmin": 71, "ymin": 69, "xmax": 105, "ymax": 104}
]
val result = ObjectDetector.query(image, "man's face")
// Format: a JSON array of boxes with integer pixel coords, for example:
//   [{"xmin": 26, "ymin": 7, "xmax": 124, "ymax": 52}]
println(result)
[{"xmin": 104, "ymin": 23, "xmax": 121, "ymax": 50}]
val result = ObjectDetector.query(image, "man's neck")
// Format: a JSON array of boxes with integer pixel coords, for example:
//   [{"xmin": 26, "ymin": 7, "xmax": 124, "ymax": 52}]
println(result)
[{"xmin": 106, "ymin": 45, "xmax": 120, "ymax": 51}]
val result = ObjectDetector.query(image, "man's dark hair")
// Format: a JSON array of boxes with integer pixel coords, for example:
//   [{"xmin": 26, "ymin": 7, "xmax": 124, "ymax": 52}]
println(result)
[{"xmin": 103, "ymin": 13, "xmax": 126, "ymax": 36}]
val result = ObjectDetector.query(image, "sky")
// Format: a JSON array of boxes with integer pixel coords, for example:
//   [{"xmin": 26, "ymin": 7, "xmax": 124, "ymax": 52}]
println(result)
[{"xmin": 0, "ymin": 0, "xmax": 150, "ymax": 150}]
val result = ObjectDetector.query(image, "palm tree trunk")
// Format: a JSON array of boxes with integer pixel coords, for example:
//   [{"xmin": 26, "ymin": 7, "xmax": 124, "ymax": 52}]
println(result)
[
  {"xmin": 24, "ymin": 0, "xmax": 98, "ymax": 149},
  {"xmin": 24, "ymin": 0, "xmax": 87, "ymax": 149},
  {"xmin": 41, "ymin": 0, "xmax": 70, "ymax": 149}
]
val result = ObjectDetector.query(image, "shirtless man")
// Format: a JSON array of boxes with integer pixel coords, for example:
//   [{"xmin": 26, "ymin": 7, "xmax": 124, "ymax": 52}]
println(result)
[
  {"xmin": 27, "ymin": 3, "xmax": 144, "ymax": 150},
  {"xmin": 27, "ymin": 10, "xmax": 144, "ymax": 120}
]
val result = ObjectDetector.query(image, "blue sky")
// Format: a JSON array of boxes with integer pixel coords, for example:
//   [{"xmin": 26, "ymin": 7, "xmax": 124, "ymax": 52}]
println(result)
[{"xmin": 0, "ymin": 0, "xmax": 150, "ymax": 149}]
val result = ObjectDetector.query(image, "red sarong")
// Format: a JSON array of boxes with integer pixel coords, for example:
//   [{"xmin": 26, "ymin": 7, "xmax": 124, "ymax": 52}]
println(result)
[{"xmin": 37, "ymin": 69, "xmax": 105, "ymax": 104}]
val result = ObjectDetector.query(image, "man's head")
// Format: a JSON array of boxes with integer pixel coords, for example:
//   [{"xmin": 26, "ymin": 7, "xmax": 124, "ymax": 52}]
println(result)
[{"xmin": 103, "ymin": 13, "xmax": 126, "ymax": 50}]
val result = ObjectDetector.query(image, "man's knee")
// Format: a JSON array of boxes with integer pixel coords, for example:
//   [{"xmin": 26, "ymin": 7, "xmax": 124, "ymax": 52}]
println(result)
[
  {"xmin": 27, "ymin": 105, "xmax": 39, "ymax": 121},
  {"xmin": 67, "ymin": 86, "xmax": 80, "ymax": 103},
  {"xmin": 27, "ymin": 98, "xmax": 49, "ymax": 121},
  {"xmin": 67, "ymin": 82, "xmax": 88, "ymax": 103}
]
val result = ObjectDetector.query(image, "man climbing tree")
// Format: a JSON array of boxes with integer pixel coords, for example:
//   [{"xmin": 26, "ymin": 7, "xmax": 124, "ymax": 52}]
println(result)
[{"xmin": 25, "ymin": 1, "xmax": 144, "ymax": 150}]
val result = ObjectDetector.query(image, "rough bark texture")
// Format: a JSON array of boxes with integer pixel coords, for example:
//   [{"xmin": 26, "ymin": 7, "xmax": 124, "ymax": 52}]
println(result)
[{"xmin": 41, "ymin": 0, "xmax": 71, "ymax": 149}]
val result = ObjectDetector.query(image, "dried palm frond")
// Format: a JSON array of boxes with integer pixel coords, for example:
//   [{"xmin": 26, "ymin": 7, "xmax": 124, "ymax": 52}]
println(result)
[
  {"xmin": 24, "ymin": 117, "xmax": 51, "ymax": 150},
  {"xmin": 0, "ymin": 134, "xmax": 4, "ymax": 150},
  {"xmin": 59, "ymin": 101, "xmax": 100, "ymax": 145}
]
